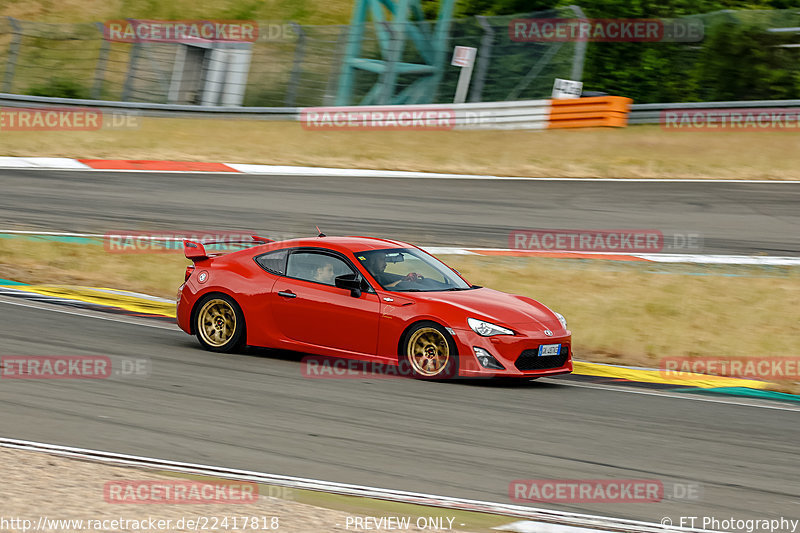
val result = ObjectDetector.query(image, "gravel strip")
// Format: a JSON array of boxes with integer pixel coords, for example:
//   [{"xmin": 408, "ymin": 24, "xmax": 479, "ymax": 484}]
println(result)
[{"xmin": 0, "ymin": 447, "xmax": 470, "ymax": 533}]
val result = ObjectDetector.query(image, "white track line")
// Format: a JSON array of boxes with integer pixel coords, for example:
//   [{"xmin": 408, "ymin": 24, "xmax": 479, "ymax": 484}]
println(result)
[
  {"xmin": 423, "ymin": 247, "xmax": 800, "ymax": 265},
  {"xmin": 0, "ymin": 156, "xmax": 90, "ymax": 169},
  {"xmin": 0, "ymin": 296, "xmax": 177, "ymax": 331},
  {"xmin": 543, "ymin": 379, "xmax": 800, "ymax": 412},
  {"xmin": 2, "ymin": 230, "xmax": 798, "ymax": 265},
  {"xmin": 0, "ymin": 230, "xmax": 197, "ymax": 240},
  {"xmin": 0, "ymin": 157, "xmax": 798, "ymax": 182},
  {"xmin": 0, "ymin": 437, "xmax": 715, "ymax": 533}
]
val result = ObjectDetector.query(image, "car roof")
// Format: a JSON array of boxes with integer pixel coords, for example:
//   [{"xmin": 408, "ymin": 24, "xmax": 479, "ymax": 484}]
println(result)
[{"xmin": 256, "ymin": 236, "xmax": 412, "ymax": 255}]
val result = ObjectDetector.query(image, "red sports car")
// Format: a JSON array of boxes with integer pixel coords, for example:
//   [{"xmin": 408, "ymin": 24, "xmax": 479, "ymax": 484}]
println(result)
[{"xmin": 176, "ymin": 235, "xmax": 572, "ymax": 379}]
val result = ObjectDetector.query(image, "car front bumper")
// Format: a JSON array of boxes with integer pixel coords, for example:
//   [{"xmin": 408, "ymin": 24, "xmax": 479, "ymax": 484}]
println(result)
[{"xmin": 450, "ymin": 327, "xmax": 572, "ymax": 378}]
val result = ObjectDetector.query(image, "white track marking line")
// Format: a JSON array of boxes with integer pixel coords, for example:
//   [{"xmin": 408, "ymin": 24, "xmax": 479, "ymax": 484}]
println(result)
[
  {"xmin": 0, "ymin": 230, "xmax": 195, "ymax": 240},
  {"xmin": 542, "ymin": 379, "xmax": 800, "ymax": 412},
  {"xmin": 79, "ymin": 287, "xmax": 173, "ymax": 303},
  {"xmin": 0, "ymin": 296, "xmax": 177, "ymax": 331},
  {"xmin": 0, "ymin": 157, "xmax": 90, "ymax": 169},
  {"xmin": 2, "ymin": 231, "xmax": 798, "ymax": 265},
  {"xmin": 494, "ymin": 521, "xmax": 649, "ymax": 533},
  {"xmin": 0, "ymin": 437, "xmax": 716, "ymax": 533},
  {"xmin": 0, "ymin": 161, "xmax": 799, "ymax": 182}
]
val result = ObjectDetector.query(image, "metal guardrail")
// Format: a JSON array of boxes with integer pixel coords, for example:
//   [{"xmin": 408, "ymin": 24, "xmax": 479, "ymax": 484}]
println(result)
[
  {"xmin": 4, "ymin": 91, "xmax": 799, "ymax": 127},
  {"xmin": 628, "ymin": 99, "xmax": 800, "ymax": 125},
  {"xmin": 0, "ymin": 93, "xmax": 621, "ymax": 130},
  {"xmin": 300, "ymin": 100, "xmax": 553, "ymax": 130},
  {"xmin": 1, "ymin": 92, "xmax": 557, "ymax": 129},
  {"xmin": 0, "ymin": 92, "xmax": 298, "ymax": 120}
]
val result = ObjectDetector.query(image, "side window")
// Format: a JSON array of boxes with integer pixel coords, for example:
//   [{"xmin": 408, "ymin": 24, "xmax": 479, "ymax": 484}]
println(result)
[
  {"xmin": 255, "ymin": 249, "xmax": 288, "ymax": 276},
  {"xmin": 286, "ymin": 251, "xmax": 355, "ymax": 286}
]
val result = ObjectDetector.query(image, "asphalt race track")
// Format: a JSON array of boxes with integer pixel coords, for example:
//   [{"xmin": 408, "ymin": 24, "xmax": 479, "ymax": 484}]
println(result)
[
  {"xmin": 0, "ymin": 169, "xmax": 798, "ymax": 255},
  {"xmin": 1, "ymin": 170, "xmax": 799, "ymax": 525},
  {"xmin": 0, "ymin": 298, "xmax": 798, "ymax": 524}
]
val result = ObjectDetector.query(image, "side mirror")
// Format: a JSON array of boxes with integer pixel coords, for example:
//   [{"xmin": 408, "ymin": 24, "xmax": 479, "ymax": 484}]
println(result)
[{"xmin": 335, "ymin": 274, "xmax": 362, "ymax": 297}]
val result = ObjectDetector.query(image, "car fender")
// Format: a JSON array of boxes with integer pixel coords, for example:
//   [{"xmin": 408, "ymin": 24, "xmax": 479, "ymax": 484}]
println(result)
[{"xmin": 377, "ymin": 298, "xmax": 466, "ymax": 362}]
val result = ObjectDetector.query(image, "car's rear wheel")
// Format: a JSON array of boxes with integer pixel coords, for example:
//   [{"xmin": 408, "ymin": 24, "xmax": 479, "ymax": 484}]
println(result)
[
  {"xmin": 194, "ymin": 294, "xmax": 245, "ymax": 353},
  {"xmin": 401, "ymin": 322, "xmax": 458, "ymax": 379}
]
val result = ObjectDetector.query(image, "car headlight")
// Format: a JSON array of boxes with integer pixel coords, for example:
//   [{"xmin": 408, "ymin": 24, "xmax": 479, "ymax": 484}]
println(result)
[
  {"xmin": 468, "ymin": 317, "xmax": 514, "ymax": 336},
  {"xmin": 554, "ymin": 312, "xmax": 567, "ymax": 330}
]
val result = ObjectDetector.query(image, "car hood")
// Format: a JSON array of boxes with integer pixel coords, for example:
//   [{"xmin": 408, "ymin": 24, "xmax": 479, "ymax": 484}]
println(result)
[{"xmin": 409, "ymin": 287, "xmax": 561, "ymax": 332}]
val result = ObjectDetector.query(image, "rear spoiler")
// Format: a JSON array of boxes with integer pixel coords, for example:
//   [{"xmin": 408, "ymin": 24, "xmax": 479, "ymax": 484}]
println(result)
[
  {"xmin": 184, "ymin": 240, "xmax": 209, "ymax": 261},
  {"xmin": 184, "ymin": 234, "xmax": 274, "ymax": 262}
]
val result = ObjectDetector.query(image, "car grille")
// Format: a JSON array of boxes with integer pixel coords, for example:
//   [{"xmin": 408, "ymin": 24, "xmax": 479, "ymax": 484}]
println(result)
[{"xmin": 514, "ymin": 345, "xmax": 570, "ymax": 371}]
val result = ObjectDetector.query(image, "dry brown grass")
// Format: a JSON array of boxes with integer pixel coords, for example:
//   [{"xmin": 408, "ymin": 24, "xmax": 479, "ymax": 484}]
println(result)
[
  {"xmin": 0, "ymin": 238, "xmax": 189, "ymax": 298},
  {"xmin": 1, "ymin": 119, "xmax": 799, "ymax": 179},
  {"xmin": 451, "ymin": 257, "xmax": 800, "ymax": 368}
]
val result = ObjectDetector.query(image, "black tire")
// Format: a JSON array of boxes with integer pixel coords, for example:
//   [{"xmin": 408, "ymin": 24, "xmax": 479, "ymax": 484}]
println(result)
[
  {"xmin": 400, "ymin": 321, "xmax": 459, "ymax": 379},
  {"xmin": 193, "ymin": 293, "xmax": 246, "ymax": 353}
]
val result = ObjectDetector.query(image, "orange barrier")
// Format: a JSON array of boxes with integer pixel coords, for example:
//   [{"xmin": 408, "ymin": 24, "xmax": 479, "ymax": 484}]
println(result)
[{"xmin": 548, "ymin": 96, "xmax": 632, "ymax": 128}]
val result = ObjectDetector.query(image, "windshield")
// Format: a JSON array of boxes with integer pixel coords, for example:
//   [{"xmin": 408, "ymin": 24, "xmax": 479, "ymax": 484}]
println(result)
[{"xmin": 355, "ymin": 248, "xmax": 471, "ymax": 292}]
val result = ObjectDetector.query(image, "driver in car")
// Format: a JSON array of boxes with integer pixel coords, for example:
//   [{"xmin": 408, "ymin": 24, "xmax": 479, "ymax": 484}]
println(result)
[
  {"xmin": 313, "ymin": 261, "xmax": 336, "ymax": 285},
  {"xmin": 365, "ymin": 252, "xmax": 422, "ymax": 288}
]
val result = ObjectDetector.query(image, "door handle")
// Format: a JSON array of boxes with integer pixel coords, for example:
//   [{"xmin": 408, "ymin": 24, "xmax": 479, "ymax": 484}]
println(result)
[{"xmin": 277, "ymin": 290, "xmax": 296, "ymax": 298}]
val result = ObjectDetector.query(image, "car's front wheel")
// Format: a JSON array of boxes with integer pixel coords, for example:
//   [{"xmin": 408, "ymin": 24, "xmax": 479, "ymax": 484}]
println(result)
[
  {"xmin": 401, "ymin": 321, "xmax": 459, "ymax": 379},
  {"xmin": 194, "ymin": 294, "xmax": 245, "ymax": 353}
]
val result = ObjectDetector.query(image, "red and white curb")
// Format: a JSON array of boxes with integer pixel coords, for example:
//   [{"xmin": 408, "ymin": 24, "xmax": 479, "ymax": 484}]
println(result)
[
  {"xmin": 0, "ymin": 437, "xmax": 714, "ymax": 533},
  {"xmin": 0, "ymin": 156, "xmax": 91, "ymax": 169},
  {"xmin": 2, "ymin": 230, "xmax": 799, "ymax": 266},
  {"xmin": 1, "ymin": 156, "xmax": 799, "ymax": 183},
  {"xmin": 423, "ymin": 247, "xmax": 800, "ymax": 266}
]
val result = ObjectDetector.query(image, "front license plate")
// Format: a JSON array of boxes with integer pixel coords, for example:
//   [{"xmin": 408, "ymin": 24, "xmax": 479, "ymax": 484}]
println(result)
[{"xmin": 538, "ymin": 344, "xmax": 561, "ymax": 357}]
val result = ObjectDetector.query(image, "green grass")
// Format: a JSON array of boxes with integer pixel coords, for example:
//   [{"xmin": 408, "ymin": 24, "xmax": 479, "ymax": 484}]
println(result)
[
  {"xmin": 0, "ymin": 0, "xmax": 354, "ymax": 98},
  {"xmin": 0, "ymin": 0, "xmax": 354, "ymax": 25}
]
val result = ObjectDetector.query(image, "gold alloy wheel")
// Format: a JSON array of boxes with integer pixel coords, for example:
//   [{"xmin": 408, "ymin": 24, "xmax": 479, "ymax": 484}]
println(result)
[
  {"xmin": 407, "ymin": 327, "xmax": 450, "ymax": 377},
  {"xmin": 197, "ymin": 298, "xmax": 237, "ymax": 347}
]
